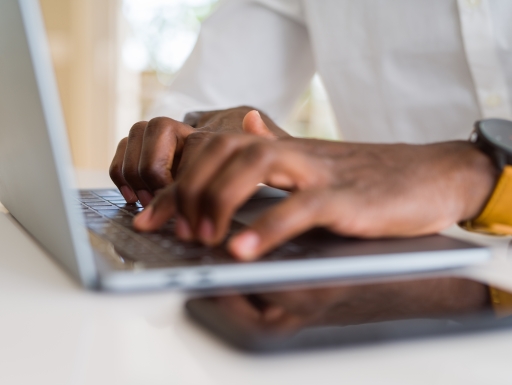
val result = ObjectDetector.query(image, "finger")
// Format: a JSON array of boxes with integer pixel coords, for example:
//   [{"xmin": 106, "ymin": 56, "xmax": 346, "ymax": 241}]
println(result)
[
  {"xmin": 211, "ymin": 295, "xmax": 306, "ymax": 332},
  {"xmin": 242, "ymin": 110, "xmax": 277, "ymax": 139},
  {"xmin": 227, "ymin": 189, "xmax": 336, "ymax": 261},
  {"xmin": 109, "ymin": 137, "xmax": 138, "ymax": 202},
  {"xmin": 196, "ymin": 142, "xmax": 280, "ymax": 245},
  {"xmin": 174, "ymin": 131, "xmax": 212, "ymax": 178},
  {"xmin": 122, "ymin": 121, "xmax": 154, "ymax": 206},
  {"xmin": 175, "ymin": 134, "xmax": 261, "ymax": 234},
  {"xmin": 138, "ymin": 117, "xmax": 195, "ymax": 192},
  {"xmin": 133, "ymin": 184, "xmax": 178, "ymax": 233},
  {"xmin": 197, "ymin": 141, "xmax": 321, "ymax": 245},
  {"xmin": 215, "ymin": 295, "xmax": 263, "ymax": 322}
]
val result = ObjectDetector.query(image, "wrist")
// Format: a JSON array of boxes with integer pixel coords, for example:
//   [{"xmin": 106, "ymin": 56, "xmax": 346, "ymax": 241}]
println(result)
[
  {"xmin": 457, "ymin": 142, "xmax": 499, "ymax": 221},
  {"xmin": 460, "ymin": 119, "xmax": 512, "ymax": 234}
]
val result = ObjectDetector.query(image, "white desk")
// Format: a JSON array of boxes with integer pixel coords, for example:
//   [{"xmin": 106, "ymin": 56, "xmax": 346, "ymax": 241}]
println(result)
[{"xmin": 2, "ymin": 171, "xmax": 512, "ymax": 385}]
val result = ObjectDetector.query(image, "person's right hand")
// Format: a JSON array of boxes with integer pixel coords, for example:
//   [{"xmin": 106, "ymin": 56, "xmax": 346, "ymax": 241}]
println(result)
[
  {"xmin": 133, "ymin": 111, "xmax": 497, "ymax": 261},
  {"xmin": 109, "ymin": 107, "xmax": 286, "ymax": 206}
]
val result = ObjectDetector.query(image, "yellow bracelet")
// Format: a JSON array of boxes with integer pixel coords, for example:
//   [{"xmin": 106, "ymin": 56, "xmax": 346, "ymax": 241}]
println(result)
[
  {"xmin": 460, "ymin": 165, "xmax": 512, "ymax": 236},
  {"xmin": 489, "ymin": 285, "xmax": 512, "ymax": 318}
]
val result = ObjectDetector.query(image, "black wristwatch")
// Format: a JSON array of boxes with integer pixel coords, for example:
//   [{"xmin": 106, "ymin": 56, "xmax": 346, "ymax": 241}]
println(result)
[
  {"xmin": 470, "ymin": 118, "xmax": 512, "ymax": 170},
  {"xmin": 463, "ymin": 118, "xmax": 512, "ymax": 235}
]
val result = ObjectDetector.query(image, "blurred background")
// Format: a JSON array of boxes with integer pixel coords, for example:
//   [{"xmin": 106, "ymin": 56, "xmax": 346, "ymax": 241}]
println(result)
[{"xmin": 39, "ymin": 0, "xmax": 339, "ymax": 171}]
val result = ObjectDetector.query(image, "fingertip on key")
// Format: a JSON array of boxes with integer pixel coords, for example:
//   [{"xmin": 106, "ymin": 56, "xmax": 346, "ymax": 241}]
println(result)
[
  {"xmin": 198, "ymin": 217, "xmax": 215, "ymax": 245},
  {"xmin": 133, "ymin": 206, "xmax": 153, "ymax": 230},
  {"xmin": 136, "ymin": 190, "xmax": 154, "ymax": 207},
  {"xmin": 176, "ymin": 215, "xmax": 193, "ymax": 241},
  {"xmin": 228, "ymin": 231, "xmax": 260, "ymax": 261},
  {"xmin": 120, "ymin": 185, "xmax": 137, "ymax": 203}
]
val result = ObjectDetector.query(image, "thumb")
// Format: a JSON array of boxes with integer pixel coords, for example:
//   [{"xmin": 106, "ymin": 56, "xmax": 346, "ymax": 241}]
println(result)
[
  {"xmin": 242, "ymin": 110, "xmax": 277, "ymax": 139},
  {"xmin": 227, "ymin": 189, "xmax": 333, "ymax": 261}
]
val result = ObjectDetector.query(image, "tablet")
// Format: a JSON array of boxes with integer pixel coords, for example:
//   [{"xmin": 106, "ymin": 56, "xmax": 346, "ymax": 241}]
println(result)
[{"xmin": 185, "ymin": 275, "xmax": 512, "ymax": 353}]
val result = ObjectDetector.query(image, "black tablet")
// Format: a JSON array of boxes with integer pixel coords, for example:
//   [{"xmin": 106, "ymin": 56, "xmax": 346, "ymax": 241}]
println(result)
[{"xmin": 185, "ymin": 275, "xmax": 512, "ymax": 353}]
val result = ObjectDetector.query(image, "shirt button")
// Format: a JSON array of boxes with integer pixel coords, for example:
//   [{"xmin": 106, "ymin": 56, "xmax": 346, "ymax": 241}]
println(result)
[
  {"xmin": 466, "ymin": 0, "xmax": 481, "ymax": 8},
  {"xmin": 485, "ymin": 93, "xmax": 502, "ymax": 108}
]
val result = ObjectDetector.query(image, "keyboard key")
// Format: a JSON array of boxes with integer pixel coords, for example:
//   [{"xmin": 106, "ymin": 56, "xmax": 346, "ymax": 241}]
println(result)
[
  {"xmin": 120, "ymin": 205, "xmax": 144, "ymax": 213},
  {"xmin": 87, "ymin": 202, "xmax": 117, "ymax": 207},
  {"xmin": 80, "ymin": 192, "xmax": 311, "ymax": 265},
  {"xmin": 157, "ymin": 239, "xmax": 174, "ymax": 249},
  {"xmin": 87, "ymin": 222, "xmax": 110, "ymax": 232},
  {"xmin": 108, "ymin": 199, "xmax": 131, "ymax": 205},
  {"xmin": 112, "ymin": 218, "xmax": 135, "ymax": 227},
  {"xmin": 95, "ymin": 208, "xmax": 124, "ymax": 217},
  {"xmin": 94, "ymin": 190, "xmax": 121, "ymax": 197},
  {"xmin": 83, "ymin": 213, "xmax": 106, "ymax": 220},
  {"xmin": 79, "ymin": 192, "xmax": 96, "ymax": 198}
]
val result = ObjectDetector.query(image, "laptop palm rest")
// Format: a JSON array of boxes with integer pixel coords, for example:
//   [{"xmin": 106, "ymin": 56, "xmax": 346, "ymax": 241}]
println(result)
[{"xmin": 234, "ymin": 186, "xmax": 487, "ymax": 259}]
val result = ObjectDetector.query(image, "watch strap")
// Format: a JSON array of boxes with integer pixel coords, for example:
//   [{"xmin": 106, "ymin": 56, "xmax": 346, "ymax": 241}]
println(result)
[
  {"xmin": 462, "ymin": 165, "xmax": 512, "ymax": 235},
  {"xmin": 489, "ymin": 285, "xmax": 512, "ymax": 318}
]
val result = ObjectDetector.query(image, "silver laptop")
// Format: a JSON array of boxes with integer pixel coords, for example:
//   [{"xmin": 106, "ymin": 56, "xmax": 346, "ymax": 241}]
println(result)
[{"xmin": 0, "ymin": 0, "xmax": 491, "ymax": 292}]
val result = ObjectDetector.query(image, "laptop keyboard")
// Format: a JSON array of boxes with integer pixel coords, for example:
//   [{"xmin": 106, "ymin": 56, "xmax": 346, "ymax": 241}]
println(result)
[{"xmin": 77, "ymin": 189, "xmax": 309, "ymax": 266}]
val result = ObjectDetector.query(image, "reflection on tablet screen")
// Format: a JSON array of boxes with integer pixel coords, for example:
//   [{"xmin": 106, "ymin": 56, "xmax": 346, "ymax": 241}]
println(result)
[{"xmin": 186, "ymin": 276, "xmax": 512, "ymax": 353}]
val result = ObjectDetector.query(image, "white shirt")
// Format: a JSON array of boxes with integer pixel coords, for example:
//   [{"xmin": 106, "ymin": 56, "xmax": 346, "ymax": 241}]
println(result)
[{"xmin": 149, "ymin": 0, "xmax": 512, "ymax": 144}]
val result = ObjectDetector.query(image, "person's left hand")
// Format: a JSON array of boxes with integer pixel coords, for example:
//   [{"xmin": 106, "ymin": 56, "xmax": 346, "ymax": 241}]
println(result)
[{"xmin": 133, "ymin": 111, "xmax": 498, "ymax": 261}]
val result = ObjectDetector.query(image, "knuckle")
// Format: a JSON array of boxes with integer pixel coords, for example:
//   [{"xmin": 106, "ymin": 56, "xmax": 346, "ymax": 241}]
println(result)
[
  {"xmin": 116, "ymin": 137, "xmax": 128, "ymax": 150},
  {"xmin": 128, "ymin": 121, "xmax": 147, "ymax": 139},
  {"xmin": 202, "ymin": 187, "xmax": 230, "ymax": 212},
  {"xmin": 175, "ymin": 183, "xmax": 195, "ymax": 208},
  {"xmin": 146, "ymin": 116, "xmax": 194, "ymax": 138},
  {"xmin": 122, "ymin": 164, "xmax": 140, "ymax": 184},
  {"xmin": 146, "ymin": 116, "xmax": 176, "ymax": 131},
  {"xmin": 147, "ymin": 116, "xmax": 171, "ymax": 126},
  {"xmin": 184, "ymin": 131, "xmax": 211, "ymax": 146},
  {"xmin": 210, "ymin": 134, "xmax": 240, "ymax": 151},
  {"xmin": 109, "ymin": 140, "xmax": 128, "ymax": 182},
  {"xmin": 108, "ymin": 162, "xmax": 122, "ymax": 181},
  {"xmin": 138, "ymin": 162, "xmax": 167, "ymax": 187},
  {"xmin": 137, "ymin": 163, "xmax": 155, "ymax": 181},
  {"xmin": 145, "ymin": 117, "xmax": 169, "ymax": 133},
  {"xmin": 242, "ymin": 142, "xmax": 273, "ymax": 164}
]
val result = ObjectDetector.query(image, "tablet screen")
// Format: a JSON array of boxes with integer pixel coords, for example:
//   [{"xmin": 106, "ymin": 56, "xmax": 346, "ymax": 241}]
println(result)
[{"xmin": 186, "ymin": 276, "xmax": 512, "ymax": 352}]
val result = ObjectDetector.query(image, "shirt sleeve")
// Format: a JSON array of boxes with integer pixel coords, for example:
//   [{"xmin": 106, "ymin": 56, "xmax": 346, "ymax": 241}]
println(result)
[{"xmin": 147, "ymin": 0, "xmax": 315, "ymax": 125}]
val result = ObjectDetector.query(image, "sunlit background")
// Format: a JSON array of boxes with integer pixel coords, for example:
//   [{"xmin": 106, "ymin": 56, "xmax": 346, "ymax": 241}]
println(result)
[{"xmin": 40, "ymin": 0, "xmax": 338, "ymax": 171}]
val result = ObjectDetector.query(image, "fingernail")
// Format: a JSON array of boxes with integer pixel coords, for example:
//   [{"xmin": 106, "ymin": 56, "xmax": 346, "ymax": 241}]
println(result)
[
  {"xmin": 136, "ymin": 190, "xmax": 153, "ymax": 207},
  {"xmin": 133, "ymin": 206, "xmax": 153, "ymax": 230},
  {"xmin": 228, "ymin": 231, "xmax": 260, "ymax": 261},
  {"xmin": 198, "ymin": 217, "xmax": 215, "ymax": 244},
  {"xmin": 120, "ymin": 185, "xmax": 137, "ymax": 203},
  {"xmin": 176, "ymin": 215, "xmax": 192, "ymax": 241}
]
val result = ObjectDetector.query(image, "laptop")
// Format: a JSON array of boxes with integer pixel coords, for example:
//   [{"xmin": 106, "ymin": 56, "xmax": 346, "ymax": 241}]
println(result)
[{"xmin": 0, "ymin": 0, "xmax": 491, "ymax": 292}]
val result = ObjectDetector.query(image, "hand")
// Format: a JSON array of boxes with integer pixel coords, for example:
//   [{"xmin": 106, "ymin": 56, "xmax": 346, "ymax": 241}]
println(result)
[
  {"xmin": 211, "ymin": 278, "xmax": 490, "ymax": 331},
  {"xmin": 109, "ymin": 106, "xmax": 287, "ymax": 206},
  {"xmin": 134, "ymin": 111, "xmax": 498, "ymax": 260}
]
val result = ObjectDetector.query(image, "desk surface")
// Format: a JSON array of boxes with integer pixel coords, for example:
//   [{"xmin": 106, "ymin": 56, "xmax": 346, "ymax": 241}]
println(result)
[{"xmin": 2, "ymin": 170, "xmax": 512, "ymax": 385}]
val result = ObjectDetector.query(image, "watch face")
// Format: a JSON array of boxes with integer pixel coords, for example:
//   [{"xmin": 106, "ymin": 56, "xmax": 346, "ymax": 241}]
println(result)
[{"xmin": 479, "ymin": 119, "xmax": 512, "ymax": 153}]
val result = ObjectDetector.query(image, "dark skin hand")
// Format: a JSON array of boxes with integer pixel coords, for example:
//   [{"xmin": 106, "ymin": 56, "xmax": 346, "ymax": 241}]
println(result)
[
  {"xmin": 211, "ymin": 277, "xmax": 490, "ymax": 332},
  {"xmin": 134, "ymin": 110, "xmax": 498, "ymax": 261},
  {"xmin": 109, "ymin": 106, "xmax": 287, "ymax": 206}
]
